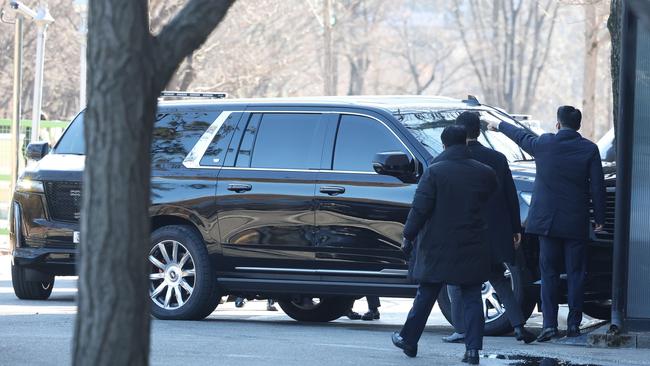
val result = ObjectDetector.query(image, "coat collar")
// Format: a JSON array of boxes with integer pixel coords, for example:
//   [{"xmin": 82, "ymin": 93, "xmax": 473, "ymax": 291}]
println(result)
[
  {"xmin": 556, "ymin": 128, "xmax": 581, "ymax": 140},
  {"xmin": 436, "ymin": 145, "xmax": 471, "ymax": 162},
  {"xmin": 467, "ymin": 140, "xmax": 484, "ymax": 148}
]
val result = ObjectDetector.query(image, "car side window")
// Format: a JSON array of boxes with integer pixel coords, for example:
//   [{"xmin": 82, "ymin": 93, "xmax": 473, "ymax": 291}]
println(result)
[
  {"xmin": 199, "ymin": 113, "xmax": 240, "ymax": 167},
  {"xmin": 151, "ymin": 111, "xmax": 216, "ymax": 167},
  {"xmin": 235, "ymin": 113, "xmax": 324, "ymax": 169},
  {"xmin": 333, "ymin": 114, "xmax": 407, "ymax": 172}
]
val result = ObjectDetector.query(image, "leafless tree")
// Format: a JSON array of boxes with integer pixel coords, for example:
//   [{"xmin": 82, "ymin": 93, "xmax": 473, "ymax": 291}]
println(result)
[
  {"xmin": 451, "ymin": 0, "xmax": 560, "ymax": 113},
  {"xmin": 73, "ymin": 1, "xmax": 234, "ymax": 365}
]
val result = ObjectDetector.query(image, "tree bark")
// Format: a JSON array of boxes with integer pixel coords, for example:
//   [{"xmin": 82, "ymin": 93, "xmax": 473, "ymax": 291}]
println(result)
[
  {"xmin": 608, "ymin": 0, "xmax": 622, "ymax": 133},
  {"xmin": 73, "ymin": 1, "xmax": 234, "ymax": 365}
]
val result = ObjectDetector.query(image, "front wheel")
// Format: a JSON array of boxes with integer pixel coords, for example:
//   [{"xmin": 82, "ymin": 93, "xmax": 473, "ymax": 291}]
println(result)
[
  {"xmin": 148, "ymin": 225, "xmax": 222, "ymax": 320},
  {"xmin": 11, "ymin": 264, "xmax": 54, "ymax": 300},
  {"xmin": 278, "ymin": 295, "xmax": 355, "ymax": 322},
  {"xmin": 437, "ymin": 263, "xmax": 536, "ymax": 336}
]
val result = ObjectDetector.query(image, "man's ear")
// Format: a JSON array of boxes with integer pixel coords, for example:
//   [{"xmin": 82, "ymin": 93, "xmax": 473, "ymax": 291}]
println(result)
[
  {"xmin": 556, "ymin": 122, "xmax": 561, "ymax": 131},
  {"xmin": 443, "ymin": 144, "xmax": 448, "ymax": 150}
]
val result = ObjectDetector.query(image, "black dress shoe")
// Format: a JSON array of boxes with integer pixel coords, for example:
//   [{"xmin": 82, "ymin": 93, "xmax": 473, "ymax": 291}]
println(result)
[
  {"xmin": 514, "ymin": 326, "xmax": 536, "ymax": 344},
  {"xmin": 345, "ymin": 310, "xmax": 362, "ymax": 320},
  {"xmin": 391, "ymin": 331, "xmax": 417, "ymax": 358},
  {"xmin": 361, "ymin": 309, "xmax": 380, "ymax": 321},
  {"xmin": 566, "ymin": 325, "xmax": 581, "ymax": 338},
  {"xmin": 536, "ymin": 327, "xmax": 559, "ymax": 342},
  {"xmin": 462, "ymin": 349, "xmax": 480, "ymax": 364}
]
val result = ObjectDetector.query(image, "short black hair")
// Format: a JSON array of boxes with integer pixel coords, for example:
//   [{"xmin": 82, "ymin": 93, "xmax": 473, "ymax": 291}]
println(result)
[
  {"xmin": 441, "ymin": 125, "xmax": 467, "ymax": 148},
  {"xmin": 557, "ymin": 105, "xmax": 582, "ymax": 130},
  {"xmin": 455, "ymin": 111, "xmax": 480, "ymax": 139}
]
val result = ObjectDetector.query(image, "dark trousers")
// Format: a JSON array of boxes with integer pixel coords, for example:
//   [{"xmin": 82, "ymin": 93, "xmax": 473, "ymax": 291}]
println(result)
[
  {"xmin": 401, "ymin": 282, "xmax": 484, "ymax": 350},
  {"xmin": 448, "ymin": 264, "xmax": 526, "ymax": 333},
  {"xmin": 366, "ymin": 296, "xmax": 381, "ymax": 310},
  {"xmin": 539, "ymin": 236, "xmax": 587, "ymax": 328}
]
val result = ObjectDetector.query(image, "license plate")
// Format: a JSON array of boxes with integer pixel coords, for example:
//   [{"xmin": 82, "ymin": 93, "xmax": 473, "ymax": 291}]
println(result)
[{"xmin": 73, "ymin": 231, "xmax": 80, "ymax": 244}]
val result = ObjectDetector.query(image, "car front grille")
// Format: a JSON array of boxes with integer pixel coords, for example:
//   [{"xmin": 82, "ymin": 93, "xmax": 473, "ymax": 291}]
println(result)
[
  {"xmin": 44, "ymin": 181, "xmax": 82, "ymax": 223},
  {"xmin": 591, "ymin": 188, "xmax": 615, "ymax": 241}
]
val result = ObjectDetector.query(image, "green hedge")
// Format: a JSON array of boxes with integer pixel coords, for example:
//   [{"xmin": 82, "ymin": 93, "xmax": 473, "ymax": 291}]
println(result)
[{"xmin": 0, "ymin": 119, "xmax": 70, "ymax": 129}]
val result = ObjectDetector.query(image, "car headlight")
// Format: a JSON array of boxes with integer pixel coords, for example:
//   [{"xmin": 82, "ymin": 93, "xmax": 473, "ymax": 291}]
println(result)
[
  {"xmin": 519, "ymin": 192, "xmax": 532, "ymax": 206},
  {"xmin": 15, "ymin": 178, "xmax": 44, "ymax": 193}
]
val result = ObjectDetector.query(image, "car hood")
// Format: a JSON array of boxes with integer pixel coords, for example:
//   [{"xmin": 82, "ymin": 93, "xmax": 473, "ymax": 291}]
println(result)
[{"xmin": 22, "ymin": 153, "xmax": 85, "ymax": 182}]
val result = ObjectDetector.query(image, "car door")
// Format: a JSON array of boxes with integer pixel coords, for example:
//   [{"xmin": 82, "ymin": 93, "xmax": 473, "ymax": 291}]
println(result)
[
  {"xmin": 314, "ymin": 112, "xmax": 419, "ymax": 273},
  {"xmin": 215, "ymin": 112, "xmax": 328, "ymax": 269}
]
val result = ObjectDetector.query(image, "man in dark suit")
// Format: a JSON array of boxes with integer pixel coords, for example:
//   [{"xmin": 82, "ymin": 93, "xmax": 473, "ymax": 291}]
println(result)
[
  {"xmin": 487, "ymin": 106, "xmax": 606, "ymax": 341},
  {"xmin": 443, "ymin": 112, "xmax": 536, "ymax": 344},
  {"xmin": 391, "ymin": 125, "xmax": 497, "ymax": 365}
]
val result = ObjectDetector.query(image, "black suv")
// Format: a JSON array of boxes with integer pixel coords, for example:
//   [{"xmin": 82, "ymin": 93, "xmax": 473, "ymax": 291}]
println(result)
[{"xmin": 9, "ymin": 95, "xmax": 615, "ymax": 334}]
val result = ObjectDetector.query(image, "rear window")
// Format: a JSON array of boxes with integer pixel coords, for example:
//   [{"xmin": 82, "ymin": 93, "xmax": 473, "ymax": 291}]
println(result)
[{"xmin": 152, "ymin": 112, "xmax": 217, "ymax": 166}]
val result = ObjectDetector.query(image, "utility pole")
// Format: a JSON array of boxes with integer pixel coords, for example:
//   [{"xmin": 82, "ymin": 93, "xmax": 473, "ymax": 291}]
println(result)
[
  {"xmin": 74, "ymin": 0, "xmax": 88, "ymax": 109},
  {"xmin": 9, "ymin": 12, "xmax": 24, "ymax": 194},
  {"xmin": 323, "ymin": 0, "xmax": 334, "ymax": 95},
  {"xmin": 30, "ymin": 3, "xmax": 54, "ymax": 142}
]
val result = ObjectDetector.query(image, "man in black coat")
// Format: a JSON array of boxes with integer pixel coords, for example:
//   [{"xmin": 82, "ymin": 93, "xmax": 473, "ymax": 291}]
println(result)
[
  {"xmin": 488, "ymin": 106, "xmax": 605, "ymax": 341},
  {"xmin": 391, "ymin": 125, "xmax": 497, "ymax": 365},
  {"xmin": 443, "ymin": 112, "xmax": 536, "ymax": 344}
]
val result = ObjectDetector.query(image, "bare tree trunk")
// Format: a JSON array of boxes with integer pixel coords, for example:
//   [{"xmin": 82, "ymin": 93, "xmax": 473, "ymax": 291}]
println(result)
[
  {"xmin": 582, "ymin": 3, "xmax": 599, "ymax": 140},
  {"xmin": 73, "ymin": 1, "xmax": 234, "ymax": 365},
  {"xmin": 608, "ymin": 0, "xmax": 622, "ymax": 132}
]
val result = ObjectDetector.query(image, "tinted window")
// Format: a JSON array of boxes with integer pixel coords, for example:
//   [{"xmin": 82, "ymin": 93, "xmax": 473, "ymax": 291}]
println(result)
[
  {"xmin": 200, "ymin": 113, "xmax": 239, "ymax": 166},
  {"xmin": 54, "ymin": 112, "xmax": 84, "ymax": 154},
  {"xmin": 152, "ymin": 112, "xmax": 215, "ymax": 167},
  {"xmin": 236, "ymin": 113, "xmax": 323, "ymax": 169},
  {"xmin": 333, "ymin": 115, "xmax": 406, "ymax": 172}
]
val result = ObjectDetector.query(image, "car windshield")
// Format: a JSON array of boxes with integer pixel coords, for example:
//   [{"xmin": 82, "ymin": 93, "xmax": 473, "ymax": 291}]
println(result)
[
  {"xmin": 394, "ymin": 108, "xmax": 532, "ymax": 162},
  {"xmin": 53, "ymin": 112, "xmax": 84, "ymax": 155}
]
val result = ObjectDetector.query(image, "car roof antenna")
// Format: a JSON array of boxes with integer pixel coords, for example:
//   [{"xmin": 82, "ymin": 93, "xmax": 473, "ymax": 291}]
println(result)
[{"xmin": 462, "ymin": 95, "xmax": 480, "ymax": 106}]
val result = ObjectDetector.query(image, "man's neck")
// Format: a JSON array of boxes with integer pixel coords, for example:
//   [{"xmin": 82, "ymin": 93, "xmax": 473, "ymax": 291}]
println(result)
[{"xmin": 466, "ymin": 138, "xmax": 478, "ymax": 142}]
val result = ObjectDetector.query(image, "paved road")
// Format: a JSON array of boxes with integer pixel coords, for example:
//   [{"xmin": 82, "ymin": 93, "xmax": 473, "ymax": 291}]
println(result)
[{"xmin": 0, "ymin": 256, "xmax": 647, "ymax": 366}]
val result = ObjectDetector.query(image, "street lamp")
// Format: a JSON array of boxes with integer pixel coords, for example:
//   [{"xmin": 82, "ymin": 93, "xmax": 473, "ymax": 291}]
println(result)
[
  {"xmin": 6, "ymin": 1, "xmax": 54, "ymax": 193},
  {"xmin": 74, "ymin": 0, "xmax": 87, "ymax": 109},
  {"xmin": 29, "ymin": 2, "xmax": 54, "ymax": 143}
]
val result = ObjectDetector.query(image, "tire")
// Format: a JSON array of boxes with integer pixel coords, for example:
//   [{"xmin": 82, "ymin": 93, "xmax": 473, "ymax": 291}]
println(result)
[
  {"xmin": 437, "ymin": 263, "xmax": 536, "ymax": 336},
  {"xmin": 11, "ymin": 264, "xmax": 54, "ymax": 300},
  {"xmin": 583, "ymin": 301, "xmax": 612, "ymax": 320},
  {"xmin": 278, "ymin": 296, "xmax": 355, "ymax": 322},
  {"xmin": 148, "ymin": 225, "xmax": 222, "ymax": 320}
]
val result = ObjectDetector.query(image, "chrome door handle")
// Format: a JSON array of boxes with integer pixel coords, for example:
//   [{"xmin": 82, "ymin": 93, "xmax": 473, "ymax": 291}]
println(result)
[
  {"xmin": 320, "ymin": 186, "xmax": 345, "ymax": 195},
  {"xmin": 227, "ymin": 183, "xmax": 252, "ymax": 193}
]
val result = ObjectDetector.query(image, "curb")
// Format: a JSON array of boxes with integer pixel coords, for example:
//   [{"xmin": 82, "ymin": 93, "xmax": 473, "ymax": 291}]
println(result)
[{"xmin": 587, "ymin": 323, "xmax": 650, "ymax": 349}]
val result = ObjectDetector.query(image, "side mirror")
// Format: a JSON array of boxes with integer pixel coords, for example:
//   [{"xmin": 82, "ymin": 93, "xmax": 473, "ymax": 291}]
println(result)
[
  {"xmin": 373, "ymin": 151, "xmax": 414, "ymax": 180},
  {"xmin": 26, "ymin": 142, "xmax": 50, "ymax": 161}
]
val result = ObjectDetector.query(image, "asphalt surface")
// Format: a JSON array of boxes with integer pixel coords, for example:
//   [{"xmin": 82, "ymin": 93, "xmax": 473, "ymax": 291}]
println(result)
[{"xmin": 0, "ymin": 255, "xmax": 648, "ymax": 366}]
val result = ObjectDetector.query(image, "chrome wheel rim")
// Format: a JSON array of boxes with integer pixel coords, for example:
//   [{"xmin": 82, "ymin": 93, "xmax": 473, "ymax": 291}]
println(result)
[
  {"xmin": 149, "ymin": 240, "xmax": 196, "ymax": 310},
  {"xmin": 481, "ymin": 264, "xmax": 513, "ymax": 324}
]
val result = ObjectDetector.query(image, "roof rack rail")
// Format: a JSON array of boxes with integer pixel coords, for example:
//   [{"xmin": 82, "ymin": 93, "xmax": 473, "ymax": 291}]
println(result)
[{"xmin": 160, "ymin": 91, "xmax": 228, "ymax": 99}]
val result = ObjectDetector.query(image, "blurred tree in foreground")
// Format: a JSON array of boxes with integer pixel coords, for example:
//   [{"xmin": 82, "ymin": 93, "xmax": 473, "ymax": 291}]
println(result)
[{"xmin": 73, "ymin": 1, "xmax": 234, "ymax": 365}]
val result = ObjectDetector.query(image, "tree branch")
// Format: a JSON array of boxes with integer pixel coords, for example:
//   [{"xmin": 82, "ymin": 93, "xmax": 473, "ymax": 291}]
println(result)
[{"xmin": 152, "ymin": 0, "xmax": 235, "ymax": 91}]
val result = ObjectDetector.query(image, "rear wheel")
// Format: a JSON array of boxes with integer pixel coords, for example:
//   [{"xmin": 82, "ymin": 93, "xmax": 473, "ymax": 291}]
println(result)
[
  {"xmin": 148, "ymin": 225, "xmax": 222, "ymax": 320},
  {"xmin": 278, "ymin": 295, "xmax": 355, "ymax": 322},
  {"xmin": 437, "ymin": 263, "xmax": 536, "ymax": 336},
  {"xmin": 11, "ymin": 264, "xmax": 54, "ymax": 300}
]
